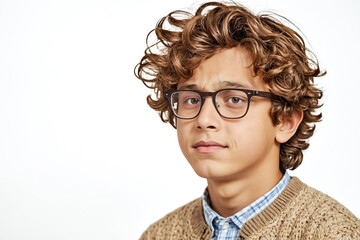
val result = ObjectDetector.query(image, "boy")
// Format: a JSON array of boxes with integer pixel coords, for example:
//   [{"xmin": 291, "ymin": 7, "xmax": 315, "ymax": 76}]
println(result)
[{"xmin": 135, "ymin": 1, "xmax": 360, "ymax": 239}]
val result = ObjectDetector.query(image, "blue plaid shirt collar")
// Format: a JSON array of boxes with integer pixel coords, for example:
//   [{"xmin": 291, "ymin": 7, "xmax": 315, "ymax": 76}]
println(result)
[{"xmin": 202, "ymin": 172, "xmax": 291, "ymax": 239}]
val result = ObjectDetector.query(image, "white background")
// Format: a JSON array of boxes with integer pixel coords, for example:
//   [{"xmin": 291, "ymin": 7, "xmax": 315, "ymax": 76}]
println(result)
[{"xmin": 0, "ymin": 0, "xmax": 359, "ymax": 239}]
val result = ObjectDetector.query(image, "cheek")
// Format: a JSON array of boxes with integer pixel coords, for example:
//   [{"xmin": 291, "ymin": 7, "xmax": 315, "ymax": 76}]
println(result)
[
  {"xmin": 176, "ymin": 121, "xmax": 190, "ymax": 152},
  {"xmin": 229, "ymin": 126, "xmax": 257, "ymax": 154},
  {"xmin": 229, "ymin": 116, "xmax": 275, "ymax": 155},
  {"xmin": 231, "ymin": 130, "xmax": 267, "ymax": 155}
]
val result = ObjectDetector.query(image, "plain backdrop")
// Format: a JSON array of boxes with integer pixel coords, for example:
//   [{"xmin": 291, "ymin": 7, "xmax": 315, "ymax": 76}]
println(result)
[{"xmin": 0, "ymin": 0, "xmax": 359, "ymax": 239}]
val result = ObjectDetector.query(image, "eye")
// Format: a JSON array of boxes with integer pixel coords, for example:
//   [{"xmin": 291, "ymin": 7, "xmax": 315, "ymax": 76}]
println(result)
[
  {"xmin": 184, "ymin": 97, "xmax": 200, "ymax": 105},
  {"xmin": 177, "ymin": 91, "xmax": 201, "ymax": 108},
  {"xmin": 226, "ymin": 96, "xmax": 246, "ymax": 105},
  {"xmin": 227, "ymin": 97, "xmax": 243, "ymax": 104},
  {"xmin": 217, "ymin": 90, "xmax": 248, "ymax": 109}
]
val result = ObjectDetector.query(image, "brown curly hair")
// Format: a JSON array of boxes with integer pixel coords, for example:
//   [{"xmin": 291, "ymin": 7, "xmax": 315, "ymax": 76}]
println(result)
[{"xmin": 134, "ymin": 1, "xmax": 325, "ymax": 172}]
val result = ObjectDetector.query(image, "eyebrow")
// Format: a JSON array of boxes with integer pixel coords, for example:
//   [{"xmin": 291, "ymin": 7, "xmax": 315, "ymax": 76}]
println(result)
[
  {"xmin": 178, "ymin": 84, "xmax": 198, "ymax": 90},
  {"xmin": 220, "ymin": 81, "xmax": 251, "ymax": 89},
  {"xmin": 178, "ymin": 81, "xmax": 252, "ymax": 90}
]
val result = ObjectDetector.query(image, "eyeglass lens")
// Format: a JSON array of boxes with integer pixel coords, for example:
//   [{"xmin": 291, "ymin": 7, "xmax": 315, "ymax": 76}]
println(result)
[{"xmin": 170, "ymin": 90, "xmax": 249, "ymax": 119}]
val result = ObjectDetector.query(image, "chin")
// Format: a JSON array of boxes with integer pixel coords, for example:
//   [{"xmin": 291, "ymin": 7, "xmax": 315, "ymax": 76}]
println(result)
[{"xmin": 190, "ymin": 160, "xmax": 238, "ymax": 180}]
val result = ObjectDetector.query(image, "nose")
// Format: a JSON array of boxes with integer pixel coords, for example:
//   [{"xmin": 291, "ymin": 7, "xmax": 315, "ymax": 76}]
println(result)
[{"xmin": 196, "ymin": 96, "xmax": 220, "ymax": 130}]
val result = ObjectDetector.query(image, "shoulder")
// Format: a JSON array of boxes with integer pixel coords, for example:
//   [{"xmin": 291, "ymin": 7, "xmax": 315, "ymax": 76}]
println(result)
[
  {"xmin": 294, "ymin": 178, "xmax": 360, "ymax": 239},
  {"xmin": 139, "ymin": 198, "xmax": 207, "ymax": 240},
  {"xmin": 298, "ymin": 180, "xmax": 358, "ymax": 220}
]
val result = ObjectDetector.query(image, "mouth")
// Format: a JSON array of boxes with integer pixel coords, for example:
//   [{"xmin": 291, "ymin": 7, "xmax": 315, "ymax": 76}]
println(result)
[{"xmin": 192, "ymin": 141, "xmax": 227, "ymax": 154}]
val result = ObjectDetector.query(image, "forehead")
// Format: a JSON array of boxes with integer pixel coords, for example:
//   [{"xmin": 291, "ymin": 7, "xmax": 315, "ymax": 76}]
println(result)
[{"xmin": 178, "ymin": 47, "xmax": 267, "ymax": 91}]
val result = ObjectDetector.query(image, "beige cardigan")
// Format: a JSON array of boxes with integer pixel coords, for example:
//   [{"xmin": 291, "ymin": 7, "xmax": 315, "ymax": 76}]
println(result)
[{"xmin": 140, "ymin": 177, "xmax": 360, "ymax": 240}]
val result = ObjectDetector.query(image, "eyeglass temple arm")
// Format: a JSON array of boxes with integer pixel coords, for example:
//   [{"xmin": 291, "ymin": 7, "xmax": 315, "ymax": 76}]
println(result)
[{"xmin": 255, "ymin": 91, "xmax": 286, "ymax": 102}]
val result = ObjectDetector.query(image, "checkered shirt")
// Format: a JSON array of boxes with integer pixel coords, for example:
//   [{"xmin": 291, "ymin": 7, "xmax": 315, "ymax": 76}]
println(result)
[{"xmin": 202, "ymin": 171, "xmax": 291, "ymax": 240}]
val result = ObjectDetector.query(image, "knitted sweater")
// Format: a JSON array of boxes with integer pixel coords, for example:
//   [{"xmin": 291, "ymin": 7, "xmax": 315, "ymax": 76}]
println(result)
[{"xmin": 140, "ymin": 177, "xmax": 360, "ymax": 240}]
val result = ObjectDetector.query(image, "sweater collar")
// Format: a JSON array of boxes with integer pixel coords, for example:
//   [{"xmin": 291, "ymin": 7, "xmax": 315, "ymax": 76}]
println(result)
[
  {"xmin": 201, "ymin": 172, "xmax": 291, "ymax": 237},
  {"xmin": 189, "ymin": 177, "xmax": 306, "ymax": 239},
  {"xmin": 239, "ymin": 177, "xmax": 305, "ymax": 238}
]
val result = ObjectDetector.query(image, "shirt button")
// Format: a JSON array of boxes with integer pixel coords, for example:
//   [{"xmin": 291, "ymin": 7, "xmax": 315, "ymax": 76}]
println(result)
[{"xmin": 224, "ymin": 222, "xmax": 229, "ymax": 227}]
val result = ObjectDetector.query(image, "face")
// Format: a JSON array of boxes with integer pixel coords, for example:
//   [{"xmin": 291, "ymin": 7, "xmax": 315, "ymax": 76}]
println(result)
[{"xmin": 176, "ymin": 47, "xmax": 281, "ymax": 181}]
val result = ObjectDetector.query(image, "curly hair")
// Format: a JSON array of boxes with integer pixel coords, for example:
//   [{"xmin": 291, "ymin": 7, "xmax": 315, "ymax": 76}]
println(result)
[{"xmin": 134, "ymin": 1, "xmax": 325, "ymax": 172}]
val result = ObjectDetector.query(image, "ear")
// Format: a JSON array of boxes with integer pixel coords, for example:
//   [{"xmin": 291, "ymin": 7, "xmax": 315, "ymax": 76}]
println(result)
[{"xmin": 275, "ymin": 110, "xmax": 303, "ymax": 143}]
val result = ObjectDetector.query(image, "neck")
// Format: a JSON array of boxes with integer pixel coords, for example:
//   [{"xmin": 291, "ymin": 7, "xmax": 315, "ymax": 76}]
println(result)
[{"xmin": 207, "ymin": 164, "xmax": 283, "ymax": 218}]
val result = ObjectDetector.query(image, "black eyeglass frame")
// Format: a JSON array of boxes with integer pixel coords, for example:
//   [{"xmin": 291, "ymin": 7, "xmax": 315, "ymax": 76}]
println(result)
[{"xmin": 164, "ymin": 88, "xmax": 281, "ymax": 120}]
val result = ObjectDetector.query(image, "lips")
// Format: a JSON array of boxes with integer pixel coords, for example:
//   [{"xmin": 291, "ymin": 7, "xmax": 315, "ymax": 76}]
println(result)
[{"xmin": 192, "ymin": 141, "xmax": 227, "ymax": 153}]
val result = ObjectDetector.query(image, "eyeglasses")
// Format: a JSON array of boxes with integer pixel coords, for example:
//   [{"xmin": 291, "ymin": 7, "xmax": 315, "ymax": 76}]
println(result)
[{"xmin": 164, "ymin": 88, "xmax": 280, "ymax": 119}]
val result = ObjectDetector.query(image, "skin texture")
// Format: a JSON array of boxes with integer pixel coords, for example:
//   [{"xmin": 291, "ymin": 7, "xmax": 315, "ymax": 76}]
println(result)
[{"xmin": 177, "ymin": 47, "xmax": 302, "ymax": 217}]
